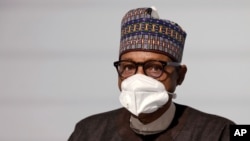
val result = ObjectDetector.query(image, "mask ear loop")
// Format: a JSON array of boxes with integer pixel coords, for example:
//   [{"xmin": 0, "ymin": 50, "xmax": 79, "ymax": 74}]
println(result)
[{"xmin": 168, "ymin": 92, "xmax": 177, "ymax": 99}]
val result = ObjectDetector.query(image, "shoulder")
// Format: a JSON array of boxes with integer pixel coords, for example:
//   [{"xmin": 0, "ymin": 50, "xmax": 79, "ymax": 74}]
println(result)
[
  {"xmin": 176, "ymin": 103, "xmax": 234, "ymax": 138},
  {"xmin": 180, "ymin": 103, "xmax": 235, "ymax": 125},
  {"xmin": 174, "ymin": 103, "xmax": 235, "ymax": 140},
  {"xmin": 68, "ymin": 108, "xmax": 126, "ymax": 141},
  {"xmin": 76, "ymin": 108, "xmax": 125, "ymax": 128}
]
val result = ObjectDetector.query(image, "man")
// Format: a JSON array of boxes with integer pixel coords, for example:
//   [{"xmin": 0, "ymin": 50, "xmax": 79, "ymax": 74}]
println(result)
[{"xmin": 68, "ymin": 7, "xmax": 234, "ymax": 141}]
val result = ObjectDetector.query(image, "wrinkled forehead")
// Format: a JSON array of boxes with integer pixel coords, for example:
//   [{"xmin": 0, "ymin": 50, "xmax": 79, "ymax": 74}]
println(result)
[{"xmin": 119, "ymin": 51, "xmax": 173, "ymax": 62}]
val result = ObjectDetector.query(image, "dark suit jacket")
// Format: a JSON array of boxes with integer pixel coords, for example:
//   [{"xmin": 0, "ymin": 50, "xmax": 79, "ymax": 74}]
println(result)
[{"xmin": 68, "ymin": 103, "xmax": 234, "ymax": 141}]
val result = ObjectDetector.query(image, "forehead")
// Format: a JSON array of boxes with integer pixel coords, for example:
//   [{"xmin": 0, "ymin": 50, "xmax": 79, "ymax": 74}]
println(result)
[{"xmin": 120, "ymin": 51, "xmax": 172, "ymax": 62}]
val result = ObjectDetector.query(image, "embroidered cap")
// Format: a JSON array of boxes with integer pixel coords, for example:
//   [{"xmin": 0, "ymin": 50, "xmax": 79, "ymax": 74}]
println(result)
[{"xmin": 119, "ymin": 7, "xmax": 187, "ymax": 62}]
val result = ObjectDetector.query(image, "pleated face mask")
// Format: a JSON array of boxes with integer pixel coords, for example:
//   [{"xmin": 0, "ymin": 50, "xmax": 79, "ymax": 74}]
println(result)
[{"xmin": 119, "ymin": 74, "xmax": 169, "ymax": 116}]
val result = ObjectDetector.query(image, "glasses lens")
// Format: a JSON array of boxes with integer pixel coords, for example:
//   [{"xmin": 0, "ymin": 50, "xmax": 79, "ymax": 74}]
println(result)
[
  {"xmin": 144, "ymin": 61, "xmax": 164, "ymax": 78},
  {"xmin": 117, "ymin": 61, "xmax": 136, "ymax": 78}
]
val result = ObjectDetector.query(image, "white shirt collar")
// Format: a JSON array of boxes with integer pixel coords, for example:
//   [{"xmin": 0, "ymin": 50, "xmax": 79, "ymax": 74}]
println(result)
[{"xmin": 130, "ymin": 102, "xmax": 176, "ymax": 135}]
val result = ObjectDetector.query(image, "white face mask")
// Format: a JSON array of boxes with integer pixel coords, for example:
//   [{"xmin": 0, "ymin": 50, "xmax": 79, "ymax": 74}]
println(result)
[{"xmin": 119, "ymin": 74, "xmax": 174, "ymax": 116}]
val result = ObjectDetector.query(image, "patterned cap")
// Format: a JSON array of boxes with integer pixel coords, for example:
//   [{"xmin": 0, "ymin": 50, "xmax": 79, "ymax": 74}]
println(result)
[{"xmin": 119, "ymin": 7, "xmax": 187, "ymax": 62}]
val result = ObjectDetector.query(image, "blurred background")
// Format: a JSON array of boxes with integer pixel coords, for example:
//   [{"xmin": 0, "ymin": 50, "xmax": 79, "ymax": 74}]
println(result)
[{"xmin": 0, "ymin": 0, "xmax": 249, "ymax": 140}]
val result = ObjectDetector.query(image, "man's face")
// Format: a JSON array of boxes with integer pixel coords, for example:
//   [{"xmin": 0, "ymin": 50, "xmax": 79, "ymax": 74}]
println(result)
[{"xmin": 118, "ymin": 51, "xmax": 187, "ymax": 93}]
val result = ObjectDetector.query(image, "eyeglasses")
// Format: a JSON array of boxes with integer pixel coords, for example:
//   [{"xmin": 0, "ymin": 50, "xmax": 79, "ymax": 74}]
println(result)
[{"xmin": 113, "ymin": 60, "xmax": 180, "ymax": 79}]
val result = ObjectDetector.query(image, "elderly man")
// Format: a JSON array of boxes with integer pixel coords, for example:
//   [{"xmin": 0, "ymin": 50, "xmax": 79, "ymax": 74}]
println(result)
[{"xmin": 68, "ymin": 7, "xmax": 234, "ymax": 141}]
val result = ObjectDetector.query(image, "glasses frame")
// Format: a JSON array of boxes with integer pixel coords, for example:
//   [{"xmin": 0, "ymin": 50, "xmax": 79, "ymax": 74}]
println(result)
[{"xmin": 113, "ymin": 60, "xmax": 180, "ymax": 79}]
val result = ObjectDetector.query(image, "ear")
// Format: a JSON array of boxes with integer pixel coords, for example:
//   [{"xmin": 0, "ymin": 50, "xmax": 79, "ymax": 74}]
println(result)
[{"xmin": 177, "ymin": 65, "xmax": 187, "ymax": 85}]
